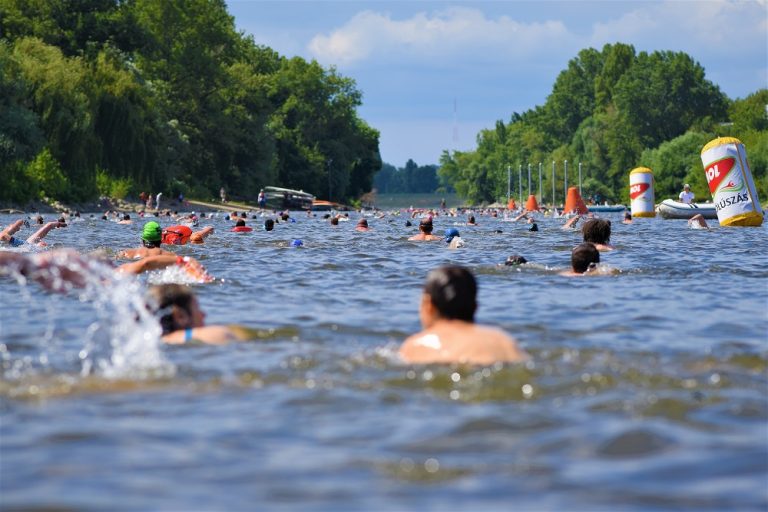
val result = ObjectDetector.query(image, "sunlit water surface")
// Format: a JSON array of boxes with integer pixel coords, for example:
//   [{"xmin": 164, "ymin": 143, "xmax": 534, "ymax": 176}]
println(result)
[{"xmin": 1, "ymin": 210, "xmax": 766, "ymax": 511}]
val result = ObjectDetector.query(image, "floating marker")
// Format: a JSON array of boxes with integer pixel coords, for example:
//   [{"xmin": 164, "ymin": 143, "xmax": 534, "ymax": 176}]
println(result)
[
  {"xmin": 564, "ymin": 187, "xmax": 588, "ymax": 215},
  {"xmin": 525, "ymin": 195, "xmax": 540, "ymax": 212},
  {"xmin": 701, "ymin": 137, "xmax": 763, "ymax": 227},
  {"xmin": 629, "ymin": 167, "xmax": 656, "ymax": 218}
]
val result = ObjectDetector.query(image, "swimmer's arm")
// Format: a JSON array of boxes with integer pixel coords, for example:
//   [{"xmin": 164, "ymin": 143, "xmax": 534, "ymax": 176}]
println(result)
[
  {"xmin": 1, "ymin": 220, "xmax": 25, "ymax": 242},
  {"xmin": 117, "ymin": 255, "xmax": 179, "ymax": 275},
  {"xmin": 26, "ymin": 221, "xmax": 63, "ymax": 244},
  {"xmin": 190, "ymin": 226, "xmax": 214, "ymax": 243},
  {"xmin": 563, "ymin": 216, "xmax": 581, "ymax": 229}
]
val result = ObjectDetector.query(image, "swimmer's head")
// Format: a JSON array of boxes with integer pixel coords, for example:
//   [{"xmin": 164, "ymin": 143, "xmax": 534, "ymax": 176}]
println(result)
[
  {"xmin": 571, "ymin": 242, "xmax": 600, "ymax": 274},
  {"xmin": 422, "ymin": 265, "xmax": 477, "ymax": 323},
  {"xmin": 123, "ymin": 214, "xmax": 130, "ymax": 221},
  {"xmin": 330, "ymin": 217, "xmax": 339, "ymax": 225},
  {"xmin": 582, "ymin": 218, "xmax": 611, "ymax": 245},
  {"xmin": 419, "ymin": 219, "xmax": 433, "ymax": 234},
  {"xmin": 528, "ymin": 223, "xmax": 538, "ymax": 232},
  {"xmin": 505, "ymin": 255, "xmax": 528, "ymax": 266},
  {"xmin": 264, "ymin": 218, "xmax": 275, "ymax": 231},
  {"xmin": 405, "ymin": 220, "xmax": 412, "ymax": 227},
  {"xmin": 235, "ymin": 219, "xmax": 246, "ymax": 227},
  {"xmin": 141, "ymin": 221, "xmax": 162, "ymax": 248},
  {"xmin": 444, "ymin": 227, "xmax": 460, "ymax": 243},
  {"xmin": 357, "ymin": 218, "xmax": 368, "ymax": 228},
  {"xmin": 147, "ymin": 284, "xmax": 204, "ymax": 334},
  {"xmin": 624, "ymin": 212, "xmax": 632, "ymax": 220}
]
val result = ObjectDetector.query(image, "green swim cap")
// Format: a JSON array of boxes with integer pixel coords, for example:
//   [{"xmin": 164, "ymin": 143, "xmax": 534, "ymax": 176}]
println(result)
[{"xmin": 142, "ymin": 221, "xmax": 162, "ymax": 242}]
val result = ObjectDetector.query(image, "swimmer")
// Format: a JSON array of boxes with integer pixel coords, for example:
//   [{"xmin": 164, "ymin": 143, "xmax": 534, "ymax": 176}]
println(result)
[
  {"xmin": 118, "ymin": 214, "xmax": 133, "ymax": 225},
  {"xmin": 444, "ymin": 228, "xmax": 464, "ymax": 248},
  {"xmin": 118, "ymin": 221, "xmax": 176, "ymax": 259},
  {"xmin": 562, "ymin": 215, "xmax": 582, "ymax": 229},
  {"xmin": 1, "ymin": 219, "xmax": 64, "ymax": 247},
  {"xmin": 528, "ymin": 218, "xmax": 539, "ymax": 232},
  {"xmin": 467, "ymin": 215, "xmax": 477, "ymax": 226},
  {"xmin": 355, "ymin": 218, "xmax": 370, "ymax": 232},
  {"xmin": 559, "ymin": 242, "xmax": 600, "ymax": 276},
  {"xmin": 399, "ymin": 266, "xmax": 528, "ymax": 365},
  {"xmin": 688, "ymin": 214, "xmax": 709, "ymax": 229},
  {"xmin": 513, "ymin": 211, "xmax": 529, "ymax": 222},
  {"xmin": 0, "ymin": 250, "xmax": 212, "ymax": 292},
  {"xmin": 408, "ymin": 219, "xmax": 440, "ymax": 241},
  {"xmin": 504, "ymin": 255, "xmax": 528, "ymax": 266},
  {"xmin": 582, "ymin": 218, "xmax": 614, "ymax": 251},
  {"xmin": 622, "ymin": 212, "xmax": 632, "ymax": 224},
  {"xmin": 264, "ymin": 218, "xmax": 275, "ymax": 231},
  {"xmin": 147, "ymin": 284, "xmax": 250, "ymax": 344}
]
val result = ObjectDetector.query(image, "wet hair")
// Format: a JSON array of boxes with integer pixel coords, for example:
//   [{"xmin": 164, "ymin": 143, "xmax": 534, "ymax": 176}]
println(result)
[
  {"xmin": 505, "ymin": 255, "xmax": 528, "ymax": 266},
  {"xmin": 528, "ymin": 223, "xmax": 538, "ymax": 232},
  {"xmin": 142, "ymin": 239, "xmax": 162, "ymax": 248},
  {"xmin": 571, "ymin": 242, "xmax": 600, "ymax": 274},
  {"xmin": 419, "ymin": 220, "xmax": 433, "ymax": 234},
  {"xmin": 624, "ymin": 212, "xmax": 632, "ymax": 220},
  {"xmin": 235, "ymin": 219, "xmax": 246, "ymax": 227},
  {"xmin": 468, "ymin": 215, "xmax": 476, "ymax": 224},
  {"xmin": 330, "ymin": 217, "xmax": 339, "ymax": 225},
  {"xmin": 148, "ymin": 284, "xmax": 195, "ymax": 335},
  {"xmin": 357, "ymin": 218, "xmax": 368, "ymax": 227},
  {"xmin": 582, "ymin": 219, "xmax": 611, "ymax": 245},
  {"xmin": 264, "ymin": 218, "xmax": 275, "ymax": 231},
  {"xmin": 123, "ymin": 214, "xmax": 131, "ymax": 221},
  {"xmin": 323, "ymin": 214, "xmax": 331, "ymax": 219},
  {"xmin": 240, "ymin": 212, "xmax": 247, "ymax": 218},
  {"xmin": 405, "ymin": 220, "xmax": 412, "ymax": 227},
  {"xmin": 423, "ymin": 265, "xmax": 477, "ymax": 322},
  {"xmin": 281, "ymin": 213, "xmax": 289, "ymax": 221}
]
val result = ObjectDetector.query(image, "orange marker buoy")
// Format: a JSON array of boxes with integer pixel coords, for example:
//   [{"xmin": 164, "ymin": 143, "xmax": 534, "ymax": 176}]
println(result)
[
  {"xmin": 629, "ymin": 167, "xmax": 656, "ymax": 218},
  {"xmin": 507, "ymin": 198, "xmax": 516, "ymax": 210},
  {"xmin": 564, "ymin": 187, "xmax": 589, "ymax": 214},
  {"xmin": 525, "ymin": 195, "xmax": 540, "ymax": 212},
  {"xmin": 701, "ymin": 137, "xmax": 763, "ymax": 227}
]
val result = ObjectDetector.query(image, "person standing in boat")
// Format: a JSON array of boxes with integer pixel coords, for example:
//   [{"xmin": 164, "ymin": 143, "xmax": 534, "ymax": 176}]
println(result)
[{"xmin": 679, "ymin": 184, "xmax": 694, "ymax": 204}]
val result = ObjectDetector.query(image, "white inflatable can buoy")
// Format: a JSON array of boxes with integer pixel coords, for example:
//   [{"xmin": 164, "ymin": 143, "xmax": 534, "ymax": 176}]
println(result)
[
  {"xmin": 629, "ymin": 167, "xmax": 656, "ymax": 218},
  {"xmin": 701, "ymin": 137, "xmax": 763, "ymax": 227}
]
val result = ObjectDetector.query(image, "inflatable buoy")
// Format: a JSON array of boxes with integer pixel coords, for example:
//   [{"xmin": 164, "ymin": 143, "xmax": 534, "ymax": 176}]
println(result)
[
  {"xmin": 507, "ymin": 198, "xmax": 516, "ymax": 210},
  {"xmin": 231, "ymin": 226, "xmax": 253, "ymax": 232},
  {"xmin": 701, "ymin": 137, "xmax": 763, "ymax": 227},
  {"xmin": 162, "ymin": 225, "xmax": 192, "ymax": 245},
  {"xmin": 629, "ymin": 167, "xmax": 656, "ymax": 218},
  {"xmin": 563, "ymin": 187, "xmax": 588, "ymax": 215},
  {"xmin": 525, "ymin": 195, "xmax": 540, "ymax": 212}
]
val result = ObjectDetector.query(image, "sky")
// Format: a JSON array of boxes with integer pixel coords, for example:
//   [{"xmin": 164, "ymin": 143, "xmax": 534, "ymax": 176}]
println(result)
[{"xmin": 227, "ymin": 0, "xmax": 768, "ymax": 167}]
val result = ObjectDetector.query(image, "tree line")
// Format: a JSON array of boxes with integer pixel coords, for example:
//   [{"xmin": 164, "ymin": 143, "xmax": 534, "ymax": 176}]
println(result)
[
  {"xmin": 437, "ymin": 43, "xmax": 767, "ymax": 205},
  {"xmin": 0, "ymin": 0, "xmax": 381, "ymax": 204},
  {"xmin": 373, "ymin": 159, "xmax": 452, "ymax": 194}
]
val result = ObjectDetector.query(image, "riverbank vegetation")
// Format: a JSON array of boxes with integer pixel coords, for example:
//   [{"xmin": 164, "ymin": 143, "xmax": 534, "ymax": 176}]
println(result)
[
  {"xmin": 0, "ymin": 0, "xmax": 381, "ymax": 205},
  {"xmin": 437, "ymin": 44, "xmax": 767, "ymax": 205}
]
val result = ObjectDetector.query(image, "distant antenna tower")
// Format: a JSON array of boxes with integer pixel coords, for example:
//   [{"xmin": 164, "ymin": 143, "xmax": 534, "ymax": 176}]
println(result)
[{"xmin": 452, "ymin": 98, "xmax": 459, "ymax": 150}]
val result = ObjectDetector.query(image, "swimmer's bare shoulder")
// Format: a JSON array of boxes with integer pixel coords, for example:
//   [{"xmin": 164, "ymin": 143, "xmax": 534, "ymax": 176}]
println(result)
[
  {"xmin": 163, "ymin": 325, "xmax": 249, "ymax": 345},
  {"xmin": 400, "ymin": 323, "xmax": 528, "ymax": 365}
]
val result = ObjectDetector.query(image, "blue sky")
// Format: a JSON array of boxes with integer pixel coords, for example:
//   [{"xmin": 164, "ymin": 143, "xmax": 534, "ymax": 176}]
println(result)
[{"xmin": 227, "ymin": 0, "xmax": 768, "ymax": 167}]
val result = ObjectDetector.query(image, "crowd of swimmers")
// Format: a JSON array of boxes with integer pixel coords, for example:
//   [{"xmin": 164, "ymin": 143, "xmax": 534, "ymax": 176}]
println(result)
[{"xmin": 0, "ymin": 203, "xmax": 700, "ymax": 365}]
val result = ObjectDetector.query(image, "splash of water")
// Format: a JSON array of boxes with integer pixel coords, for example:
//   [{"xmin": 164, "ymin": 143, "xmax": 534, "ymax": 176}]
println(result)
[{"xmin": 1, "ymin": 250, "xmax": 175, "ymax": 381}]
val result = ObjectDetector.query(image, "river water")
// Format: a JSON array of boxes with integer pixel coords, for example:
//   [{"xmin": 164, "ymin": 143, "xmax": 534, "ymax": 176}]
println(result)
[{"xmin": 1, "ymin": 209, "xmax": 766, "ymax": 511}]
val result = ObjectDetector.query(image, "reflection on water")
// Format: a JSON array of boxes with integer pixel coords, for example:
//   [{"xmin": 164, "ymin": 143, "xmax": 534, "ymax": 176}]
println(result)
[{"xmin": 1, "ymin": 211, "xmax": 766, "ymax": 510}]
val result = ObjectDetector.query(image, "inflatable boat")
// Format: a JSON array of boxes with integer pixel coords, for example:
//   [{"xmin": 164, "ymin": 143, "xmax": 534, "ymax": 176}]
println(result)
[
  {"xmin": 656, "ymin": 199, "xmax": 718, "ymax": 220},
  {"xmin": 587, "ymin": 204, "xmax": 627, "ymax": 213}
]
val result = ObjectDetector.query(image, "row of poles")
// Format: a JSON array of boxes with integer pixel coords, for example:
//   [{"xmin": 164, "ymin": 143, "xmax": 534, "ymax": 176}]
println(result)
[{"xmin": 506, "ymin": 161, "xmax": 583, "ymax": 207}]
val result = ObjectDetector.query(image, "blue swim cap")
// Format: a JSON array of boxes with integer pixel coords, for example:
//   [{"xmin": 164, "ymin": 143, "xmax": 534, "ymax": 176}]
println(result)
[
  {"xmin": 291, "ymin": 239, "xmax": 303, "ymax": 247},
  {"xmin": 444, "ymin": 227, "xmax": 460, "ymax": 243}
]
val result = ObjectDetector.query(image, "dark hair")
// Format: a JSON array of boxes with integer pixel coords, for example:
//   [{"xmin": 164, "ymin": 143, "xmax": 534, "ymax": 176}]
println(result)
[
  {"xmin": 235, "ymin": 219, "xmax": 246, "ymax": 227},
  {"xmin": 330, "ymin": 217, "xmax": 339, "ymax": 225},
  {"xmin": 571, "ymin": 242, "xmax": 600, "ymax": 274},
  {"xmin": 281, "ymin": 213, "xmax": 289, "ymax": 221},
  {"xmin": 148, "ymin": 284, "xmax": 195, "ymax": 335},
  {"xmin": 264, "ymin": 218, "xmax": 275, "ymax": 231},
  {"xmin": 142, "ymin": 239, "xmax": 162, "ymax": 248},
  {"xmin": 468, "ymin": 215, "xmax": 476, "ymax": 223},
  {"xmin": 624, "ymin": 212, "xmax": 632, "ymax": 220},
  {"xmin": 357, "ymin": 218, "xmax": 368, "ymax": 227},
  {"xmin": 582, "ymin": 219, "xmax": 611, "ymax": 245},
  {"xmin": 419, "ymin": 220, "xmax": 433, "ymax": 234},
  {"xmin": 505, "ymin": 255, "xmax": 528, "ymax": 266},
  {"xmin": 528, "ymin": 223, "xmax": 538, "ymax": 232},
  {"xmin": 405, "ymin": 220, "xmax": 412, "ymax": 227},
  {"xmin": 123, "ymin": 214, "xmax": 130, "ymax": 220},
  {"xmin": 423, "ymin": 265, "xmax": 477, "ymax": 322}
]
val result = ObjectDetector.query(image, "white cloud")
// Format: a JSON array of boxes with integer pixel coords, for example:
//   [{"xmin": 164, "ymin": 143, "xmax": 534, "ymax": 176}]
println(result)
[
  {"xmin": 307, "ymin": 7, "xmax": 572, "ymax": 68},
  {"xmin": 590, "ymin": 0, "xmax": 767, "ymax": 54}
]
